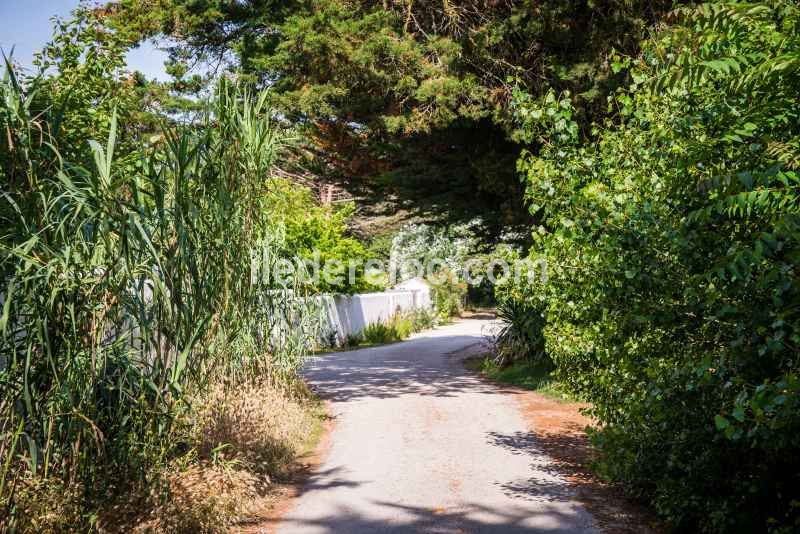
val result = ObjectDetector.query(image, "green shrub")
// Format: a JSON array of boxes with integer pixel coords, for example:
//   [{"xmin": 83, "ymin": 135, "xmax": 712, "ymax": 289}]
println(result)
[
  {"xmin": 391, "ymin": 314, "xmax": 414, "ymax": 339},
  {"xmin": 493, "ymin": 298, "xmax": 548, "ymax": 368},
  {"xmin": 430, "ymin": 269, "xmax": 467, "ymax": 320},
  {"xmin": 345, "ymin": 332, "xmax": 363, "ymax": 347},
  {"xmin": 410, "ymin": 307, "xmax": 435, "ymax": 332},
  {"xmin": 357, "ymin": 308, "xmax": 433, "ymax": 346},
  {"xmin": 361, "ymin": 321, "xmax": 398, "ymax": 344},
  {"xmin": 490, "ymin": 246, "xmax": 549, "ymax": 367},
  {"xmin": 389, "ymin": 224, "xmax": 473, "ymax": 282},
  {"xmin": 266, "ymin": 180, "xmax": 378, "ymax": 294},
  {"xmin": 514, "ymin": 2, "xmax": 800, "ymax": 531}
]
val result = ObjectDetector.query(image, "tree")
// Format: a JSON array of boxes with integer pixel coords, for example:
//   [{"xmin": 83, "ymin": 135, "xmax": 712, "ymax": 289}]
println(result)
[
  {"xmin": 264, "ymin": 178, "xmax": 379, "ymax": 293},
  {"xmin": 105, "ymin": 0, "xmax": 674, "ymax": 241}
]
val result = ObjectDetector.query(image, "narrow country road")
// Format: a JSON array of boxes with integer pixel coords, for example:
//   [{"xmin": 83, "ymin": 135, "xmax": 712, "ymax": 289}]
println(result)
[{"xmin": 277, "ymin": 318, "xmax": 597, "ymax": 533}]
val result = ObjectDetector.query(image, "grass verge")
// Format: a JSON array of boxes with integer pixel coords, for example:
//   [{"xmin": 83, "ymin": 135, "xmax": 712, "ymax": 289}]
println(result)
[{"xmin": 463, "ymin": 355, "xmax": 575, "ymax": 402}]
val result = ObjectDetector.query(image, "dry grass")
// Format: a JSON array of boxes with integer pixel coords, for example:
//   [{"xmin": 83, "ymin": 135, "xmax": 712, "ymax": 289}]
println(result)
[
  {"xmin": 125, "ymin": 464, "xmax": 260, "ymax": 533},
  {"xmin": 190, "ymin": 380, "xmax": 317, "ymax": 478},
  {"xmin": 6, "ymin": 478, "xmax": 86, "ymax": 533},
  {"xmin": 8, "ymin": 379, "xmax": 323, "ymax": 533},
  {"xmin": 80, "ymin": 378, "xmax": 322, "ymax": 533}
]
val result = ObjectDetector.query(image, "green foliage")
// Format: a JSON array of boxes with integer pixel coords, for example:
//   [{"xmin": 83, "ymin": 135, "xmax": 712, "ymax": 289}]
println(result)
[
  {"xmin": 27, "ymin": 7, "xmax": 171, "ymax": 161},
  {"xmin": 464, "ymin": 356, "xmax": 571, "ymax": 402},
  {"xmin": 365, "ymin": 231, "xmax": 394, "ymax": 261},
  {"xmin": 31, "ymin": 9, "xmax": 139, "ymax": 157},
  {"xmin": 345, "ymin": 332, "xmax": 364, "ymax": 348},
  {"xmin": 430, "ymin": 269, "xmax": 467, "ymax": 320},
  {"xmin": 264, "ymin": 179, "xmax": 377, "ymax": 294},
  {"xmin": 515, "ymin": 2, "xmax": 800, "ymax": 531},
  {"xmin": 0, "ymin": 54, "xmax": 320, "ymax": 528},
  {"xmin": 361, "ymin": 321, "xmax": 400, "ymax": 345},
  {"xmin": 388, "ymin": 224, "xmax": 469, "ymax": 319},
  {"xmin": 409, "ymin": 307, "xmax": 435, "ymax": 332},
  {"xmin": 391, "ymin": 314, "xmax": 414, "ymax": 340},
  {"xmin": 106, "ymin": 0, "xmax": 675, "ymax": 241},
  {"xmin": 352, "ymin": 307, "xmax": 434, "ymax": 347},
  {"xmin": 389, "ymin": 223, "xmax": 473, "ymax": 282},
  {"xmin": 490, "ymin": 245, "xmax": 549, "ymax": 366},
  {"xmin": 493, "ymin": 298, "xmax": 547, "ymax": 368}
]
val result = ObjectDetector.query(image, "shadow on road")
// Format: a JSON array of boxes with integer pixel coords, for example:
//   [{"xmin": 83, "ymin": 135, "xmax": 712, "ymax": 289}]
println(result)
[
  {"xmin": 487, "ymin": 431, "xmax": 578, "ymax": 503},
  {"xmin": 274, "ymin": 321, "xmax": 596, "ymax": 533},
  {"xmin": 279, "ymin": 496, "xmax": 586, "ymax": 533},
  {"xmin": 304, "ymin": 333, "xmax": 514, "ymax": 402}
]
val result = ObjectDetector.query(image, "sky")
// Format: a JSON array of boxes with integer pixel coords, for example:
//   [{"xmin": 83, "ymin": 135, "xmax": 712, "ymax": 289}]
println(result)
[{"xmin": 0, "ymin": 0, "xmax": 169, "ymax": 81}]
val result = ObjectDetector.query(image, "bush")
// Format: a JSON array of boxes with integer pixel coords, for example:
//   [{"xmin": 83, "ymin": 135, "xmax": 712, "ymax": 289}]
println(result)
[
  {"xmin": 0, "ymin": 47, "xmax": 321, "ymax": 529},
  {"xmin": 389, "ymin": 224, "xmax": 473, "ymax": 283},
  {"xmin": 357, "ymin": 307, "xmax": 434, "ymax": 346},
  {"xmin": 131, "ymin": 463, "xmax": 258, "ymax": 533},
  {"xmin": 97, "ymin": 378, "xmax": 321, "ymax": 532},
  {"xmin": 390, "ymin": 314, "xmax": 414, "ymax": 340},
  {"xmin": 490, "ymin": 245, "xmax": 549, "ymax": 367},
  {"xmin": 190, "ymin": 380, "xmax": 317, "ymax": 477},
  {"xmin": 345, "ymin": 332, "xmax": 364, "ymax": 347},
  {"xmin": 493, "ymin": 298, "xmax": 548, "ymax": 368},
  {"xmin": 410, "ymin": 307, "xmax": 436, "ymax": 332},
  {"xmin": 430, "ymin": 269, "xmax": 467, "ymax": 320},
  {"xmin": 265, "ymin": 180, "xmax": 379, "ymax": 294},
  {"xmin": 10, "ymin": 479, "xmax": 87, "ymax": 533},
  {"xmin": 361, "ymin": 321, "xmax": 399, "ymax": 345},
  {"xmin": 514, "ymin": 2, "xmax": 800, "ymax": 531}
]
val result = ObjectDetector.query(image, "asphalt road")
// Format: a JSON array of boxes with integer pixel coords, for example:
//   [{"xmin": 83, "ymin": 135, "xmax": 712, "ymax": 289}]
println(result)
[{"xmin": 277, "ymin": 318, "xmax": 597, "ymax": 533}]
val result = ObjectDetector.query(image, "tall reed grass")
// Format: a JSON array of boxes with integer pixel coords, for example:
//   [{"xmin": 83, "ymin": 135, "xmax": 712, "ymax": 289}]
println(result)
[{"xmin": 0, "ymin": 59, "xmax": 320, "ymax": 528}]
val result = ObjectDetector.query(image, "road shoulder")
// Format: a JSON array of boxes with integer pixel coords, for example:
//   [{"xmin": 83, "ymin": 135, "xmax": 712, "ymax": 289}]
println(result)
[{"xmin": 461, "ymin": 355, "xmax": 662, "ymax": 534}]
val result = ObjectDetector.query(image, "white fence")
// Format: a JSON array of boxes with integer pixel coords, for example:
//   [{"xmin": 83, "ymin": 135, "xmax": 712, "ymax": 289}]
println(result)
[{"xmin": 318, "ymin": 284, "xmax": 432, "ymax": 346}]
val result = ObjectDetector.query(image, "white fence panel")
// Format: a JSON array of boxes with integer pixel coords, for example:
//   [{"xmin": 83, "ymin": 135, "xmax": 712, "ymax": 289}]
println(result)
[{"xmin": 317, "ymin": 285, "xmax": 431, "ymax": 346}]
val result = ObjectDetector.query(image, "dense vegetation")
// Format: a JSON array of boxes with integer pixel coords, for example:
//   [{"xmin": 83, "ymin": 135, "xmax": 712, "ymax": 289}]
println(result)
[
  {"xmin": 3, "ymin": 0, "xmax": 800, "ymax": 531},
  {"xmin": 106, "ymin": 0, "xmax": 676, "ymax": 241},
  {"xmin": 510, "ymin": 2, "xmax": 800, "ymax": 531},
  {"xmin": 347, "ymin": 307, "xmax": 436, "ymax": 347},
  {"xmin": 0, "ymin": 8, "xmax": 373, "ymax": 529}
]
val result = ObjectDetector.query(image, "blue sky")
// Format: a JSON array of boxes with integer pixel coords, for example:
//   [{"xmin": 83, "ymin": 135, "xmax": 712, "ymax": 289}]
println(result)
[{"xmin": 0, "ymin": 0, "xmax": 169, "ymax": 81}]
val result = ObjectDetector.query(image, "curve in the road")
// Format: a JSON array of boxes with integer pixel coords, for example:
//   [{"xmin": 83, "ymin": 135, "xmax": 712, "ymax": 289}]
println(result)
[{"xmin": 277, "ymin": 318, "xmax": 597, "ymax": 534}]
